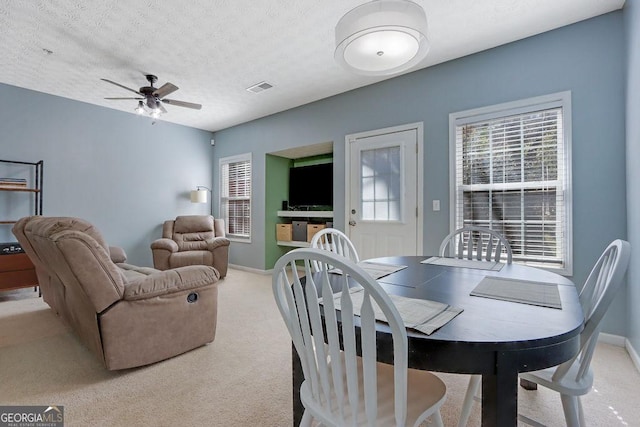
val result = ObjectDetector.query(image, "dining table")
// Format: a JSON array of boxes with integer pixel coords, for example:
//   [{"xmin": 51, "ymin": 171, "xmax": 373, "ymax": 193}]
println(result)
[{"xmin": 290, "ymin": 255, "xmax": 584, "ymax": 427}]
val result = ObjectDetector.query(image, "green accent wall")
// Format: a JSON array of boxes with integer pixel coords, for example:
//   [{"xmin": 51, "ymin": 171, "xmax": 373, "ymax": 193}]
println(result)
[
  {"xmin": 265, "ymin": 153, "xmax": 334, "ymax": 269},
  {"xmin": 265, "ymin": 154, "xmax": 292, "ymax": 269}
]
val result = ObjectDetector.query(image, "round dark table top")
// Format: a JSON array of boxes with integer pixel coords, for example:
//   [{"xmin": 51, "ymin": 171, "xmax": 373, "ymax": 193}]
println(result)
[{"xmin": 358, "ymin": 256, "xmax": 584, "ymax": 374}]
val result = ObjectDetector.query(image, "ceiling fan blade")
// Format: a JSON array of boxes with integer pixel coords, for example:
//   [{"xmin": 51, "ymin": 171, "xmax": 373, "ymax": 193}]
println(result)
[
  {"xmin": 163, "ymin": 99, "xmax": 202, "ymax": 110},
  {"xmin": 104, "ymin": 97, "xmax": 144, "ymax": 100},
  {"xmin": 153, "ymin": 82, "xmax": 179, "ymax": 99},
  {"xmin": 100, "ymin": 78, "xmax": 142, "ymax": 95},
  {"xmin": 158, "ymin": 103, "xmax": 168, "ymax": 114}
]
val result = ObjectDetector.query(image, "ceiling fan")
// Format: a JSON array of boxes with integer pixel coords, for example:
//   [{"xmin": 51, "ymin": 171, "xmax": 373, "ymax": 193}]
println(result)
[{"xmin": 101, "ymin": 74, "xmax": 202, "ymax": 117}]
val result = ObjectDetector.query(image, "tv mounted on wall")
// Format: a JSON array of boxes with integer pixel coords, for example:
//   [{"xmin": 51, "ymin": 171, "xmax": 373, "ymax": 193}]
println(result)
[{"xmin": 288, "ymin": 163, "xmax": 333, "ymax": 208}]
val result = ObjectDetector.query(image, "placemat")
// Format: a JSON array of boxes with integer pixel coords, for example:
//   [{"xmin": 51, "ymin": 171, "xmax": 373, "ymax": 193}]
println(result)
[
  {"xmin": 329, "ymin": 261, "xmax": 407, "ymax": 280},
  {"xmin": 470, "ymin": 276, "xmax": 562, "ymax": 309},
  {"xmin": 357, "ymin": 261, "xmax": 407, "ymax": 280},
  {"xmin": 324, "ymin": 287, "xmax": 463, "ymax": 335},
  {"xmin": 421, "ymin": 256, "xmax": 504, "ymax": 271}
]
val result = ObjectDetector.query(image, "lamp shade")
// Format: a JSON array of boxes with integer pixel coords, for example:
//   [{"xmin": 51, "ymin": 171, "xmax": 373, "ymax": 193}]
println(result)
[
  {"xmin": 335, "ymin": 0, "xmax": 429, "ymax": 76},
  {"xmin": 190, "ymin": 189, "xmax": 208, "ymax": 203}
]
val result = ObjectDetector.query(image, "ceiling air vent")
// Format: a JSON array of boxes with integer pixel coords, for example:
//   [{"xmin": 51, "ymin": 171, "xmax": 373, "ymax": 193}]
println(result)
[{"xmin": 246, "ymin": 81, "xmax": 273, "ymax": 94}]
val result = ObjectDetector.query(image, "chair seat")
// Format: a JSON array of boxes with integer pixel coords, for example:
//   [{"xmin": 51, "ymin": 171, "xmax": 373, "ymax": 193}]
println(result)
[
  {"xmin": 301, "ymin": 355, "xmax": 446, "ymax": 427},
  {"xmin": 520, "ymin": 363, "xmax": 594, "ymax": 396},
  {"xmin": 171, "ymin": 250, "xmax": 214, "ymax": 268}
]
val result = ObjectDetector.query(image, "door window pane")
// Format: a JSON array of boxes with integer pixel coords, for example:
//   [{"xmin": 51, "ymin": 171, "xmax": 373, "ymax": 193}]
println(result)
[{"xmin": 360, "ymin": 146, "xmax": 402, "ymax": 221}]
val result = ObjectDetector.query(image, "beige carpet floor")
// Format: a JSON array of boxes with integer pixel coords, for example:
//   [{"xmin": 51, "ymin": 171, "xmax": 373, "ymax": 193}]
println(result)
[{"xmin": 1, "ymin": 268, "xmax": 639, "ymax": 426}]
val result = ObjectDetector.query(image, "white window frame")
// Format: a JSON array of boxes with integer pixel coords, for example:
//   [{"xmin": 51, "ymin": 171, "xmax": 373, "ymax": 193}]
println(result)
[
  {"xmin": 219, "ymin": 153, "xmax": 252, "ymax": 243},
  {"xmin": 449, "ymin": 91, "xmax": 573, "ymax": 275}
]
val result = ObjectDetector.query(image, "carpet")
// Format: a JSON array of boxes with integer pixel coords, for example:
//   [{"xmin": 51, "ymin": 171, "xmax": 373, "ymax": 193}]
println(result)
[{"xmin": 1, "ymin": 269, "xmax": 639, "ymax": 426}]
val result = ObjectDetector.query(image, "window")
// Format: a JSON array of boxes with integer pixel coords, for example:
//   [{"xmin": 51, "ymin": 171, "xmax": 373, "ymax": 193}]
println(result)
[
  {"xmin": 449, "ymin": 92, "xmax": 572, "ymax": 274},
  {"xmin": 220, "ymin": 153, "xmax": 251, "ymax": 241}
]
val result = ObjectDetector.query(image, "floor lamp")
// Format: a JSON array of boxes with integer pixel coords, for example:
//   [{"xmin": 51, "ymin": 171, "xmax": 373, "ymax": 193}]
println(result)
[{"xmin": 190, "ymin": 186, "xmax": 212, "ymax": 216}]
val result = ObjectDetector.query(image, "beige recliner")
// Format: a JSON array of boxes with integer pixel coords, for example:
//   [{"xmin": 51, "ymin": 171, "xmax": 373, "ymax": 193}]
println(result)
[
  {"xmin": 13, "ymin": 216, "xmax": 220, "ymax": 370},
  {"xmin": 151, "ymin": 215, "xmax": 230, "ymax": 278}
]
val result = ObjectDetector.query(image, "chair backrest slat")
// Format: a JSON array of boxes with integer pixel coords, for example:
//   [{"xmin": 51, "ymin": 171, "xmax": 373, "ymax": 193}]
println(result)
[
  {"xmin": 457, "ymin": 233, "xmax": 465, "ymax": 259},
  {"xmin": 321, "ymin": 273, "xmax": 346, "ymax": 419},
  {"xmin": 338, "ymin": 275, "xmax": 360, "ymax": 423},
  {"xmin": 360, "ymin": 290, "xmax": 378, "ymax": 424},
  {"xmin": 304, "ymin": 266, "xmax": 334, "ymax": 409},
  {"xmin": 485, "ymin": 235, "xmax": 494, "ymax": 262}
]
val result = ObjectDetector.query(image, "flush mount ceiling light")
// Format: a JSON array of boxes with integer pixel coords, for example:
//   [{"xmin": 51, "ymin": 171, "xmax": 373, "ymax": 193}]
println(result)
[{"xmin": 335, "ymin": 0, "xmax": 429, "ymax": 76}]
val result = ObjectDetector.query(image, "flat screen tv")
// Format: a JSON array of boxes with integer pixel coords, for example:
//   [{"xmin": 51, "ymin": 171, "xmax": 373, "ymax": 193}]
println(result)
[{"xmin": 289, "ymin": 163, "xmax": 333, "ymax": 208}]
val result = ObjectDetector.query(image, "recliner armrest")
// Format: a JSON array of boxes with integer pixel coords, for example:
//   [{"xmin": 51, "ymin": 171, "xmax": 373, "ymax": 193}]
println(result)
[
  {"xmin": 207, "ymin": 237, "xmax": 230, "ymax": 251},
  {"xmin": 109, "ymin": 246, "xmax": 127, "ymax": 263},
  {"xmin": 150, "ymin": 238, "xmax": 179, "ymax": 253},
  {"xmin": 124, "ymin": 265, "xmax": 220, "ymax": 301}
]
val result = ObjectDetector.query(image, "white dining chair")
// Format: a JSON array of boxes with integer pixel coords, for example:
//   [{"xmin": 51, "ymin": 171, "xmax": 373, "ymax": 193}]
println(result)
[
  {"xmin": 310, "ymin": 228, "xmax": 360, "ymax": 272},
  {"xmin": 273, "ymin": 248, "xmax": 446, "ymax": 427},
  {"xmin": 440, "ymin": 226, "xmax": 513, "ymax": 264},
  {"xmin": 458, "ymin": 239, "xmax": 631, "ymax": 427}
]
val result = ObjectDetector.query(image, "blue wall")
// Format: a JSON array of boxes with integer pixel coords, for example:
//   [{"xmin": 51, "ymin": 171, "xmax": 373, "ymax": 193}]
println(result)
[
  {"xmin": 0, "ymin": 84, "xmax": 214, "ymax": 266},
  {"xmin": 213, "ymin": 12, "xmax": 628, "ymax": 335},
  {"xmin": 625, "ymin": 0, "xmax": 640, "ymax": 356}
]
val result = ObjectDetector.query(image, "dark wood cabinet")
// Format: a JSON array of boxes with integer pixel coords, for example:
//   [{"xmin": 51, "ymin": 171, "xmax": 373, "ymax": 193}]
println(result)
[{"xmin": 0, "ymin": 253, "xmax": 37, "ymax": 291}]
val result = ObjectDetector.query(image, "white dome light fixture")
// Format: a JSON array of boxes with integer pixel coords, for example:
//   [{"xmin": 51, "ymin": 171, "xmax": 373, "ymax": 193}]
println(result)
[{"xmin": 335, "ymin": 0, "xmax": 429, "ymax": 76}]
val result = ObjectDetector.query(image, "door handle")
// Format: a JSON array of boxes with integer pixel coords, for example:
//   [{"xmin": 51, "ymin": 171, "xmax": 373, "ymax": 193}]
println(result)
[{"xmin": 349, "ymin": 220, "xmax": 356, "ymax": 226}]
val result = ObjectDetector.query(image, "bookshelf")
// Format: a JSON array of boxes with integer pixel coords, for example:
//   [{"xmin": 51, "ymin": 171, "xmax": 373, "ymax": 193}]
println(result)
[{"xmin": 0, "ymin": 159, "xmax": 43, "ymax": 292}]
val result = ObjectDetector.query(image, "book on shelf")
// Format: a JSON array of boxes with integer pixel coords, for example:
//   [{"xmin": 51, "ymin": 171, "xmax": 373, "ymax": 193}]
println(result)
[
  {"xmin": 0, "ymin": 183, "xmax": 28, "ymax": 189},
  {"xmin": 0, "ymin": 178, "xmax": 27, "ymax": 186}
]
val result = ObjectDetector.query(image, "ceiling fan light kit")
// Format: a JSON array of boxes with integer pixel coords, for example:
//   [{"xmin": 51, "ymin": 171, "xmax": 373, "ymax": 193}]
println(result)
[
  {"xmin": 102, "ymin": 74, "xmax": 202, "ymax": 119},
  {"xmin": 334, "ymin": 0, "xmax": 429, "ymax": 76}
]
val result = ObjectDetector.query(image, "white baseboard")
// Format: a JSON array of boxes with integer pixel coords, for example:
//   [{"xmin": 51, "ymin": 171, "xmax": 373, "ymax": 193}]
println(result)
[
  {"xmin": 598, "ymin": 332, "xmax": 626, "ymax": 347},
  {"xmin": 228, "ymin": 264, "xmax": 271, "ymax": 275},
  {"xmin": 228, "ymin": 264, "xmax": 305, "ymax": 275}
]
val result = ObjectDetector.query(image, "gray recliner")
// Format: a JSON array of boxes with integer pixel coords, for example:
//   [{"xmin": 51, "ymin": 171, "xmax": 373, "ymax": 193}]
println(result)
[
  {"xmin": 151, "ymin": 215, "xmax": 230, "ymax": 278},
  {"xmin": 13, "ymin": 216, "xmax": 220, "ymax": 370}
]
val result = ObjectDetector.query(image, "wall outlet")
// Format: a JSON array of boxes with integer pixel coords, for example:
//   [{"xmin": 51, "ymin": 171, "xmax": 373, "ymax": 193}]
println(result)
[{"xmin": 433, "ymin": 200, "xmax": 441, "ymax": 211}]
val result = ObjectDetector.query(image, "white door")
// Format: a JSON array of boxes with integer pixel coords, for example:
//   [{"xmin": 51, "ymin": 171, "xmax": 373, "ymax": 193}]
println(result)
[{"xmin": 346, "ymin": 124, "xmax": 422, "ymax": 260}]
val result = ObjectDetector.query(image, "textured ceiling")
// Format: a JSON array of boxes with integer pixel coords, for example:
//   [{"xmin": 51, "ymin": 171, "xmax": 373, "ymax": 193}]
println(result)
[{"xmin": 0, "ymin": 0, "xmax": 625, "ymax": 132}]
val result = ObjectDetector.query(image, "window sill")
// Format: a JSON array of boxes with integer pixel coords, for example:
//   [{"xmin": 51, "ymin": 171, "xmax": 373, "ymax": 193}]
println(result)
[{"xmin": 228, "ymin": 237, "xmax": 251, "ymax": 244}]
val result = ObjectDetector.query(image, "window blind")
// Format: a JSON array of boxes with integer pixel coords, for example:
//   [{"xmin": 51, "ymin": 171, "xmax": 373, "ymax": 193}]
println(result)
[
  {"xmin": 221, "ymin": 156, "xmax": 251, "ymax": 238},
  {"xmin": 454, "ymin": 107, "xmax": 568, "ymax": 269}
]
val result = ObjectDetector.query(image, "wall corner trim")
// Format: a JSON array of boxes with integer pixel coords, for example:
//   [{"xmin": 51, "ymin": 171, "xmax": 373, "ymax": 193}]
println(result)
[
  {"xmin": 625, "ymin": 338, "xmax": 640, "ymax": 374},
  {"xmin": 598, "ymin": 332, "xmax": 640, "ymax": 373}
]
